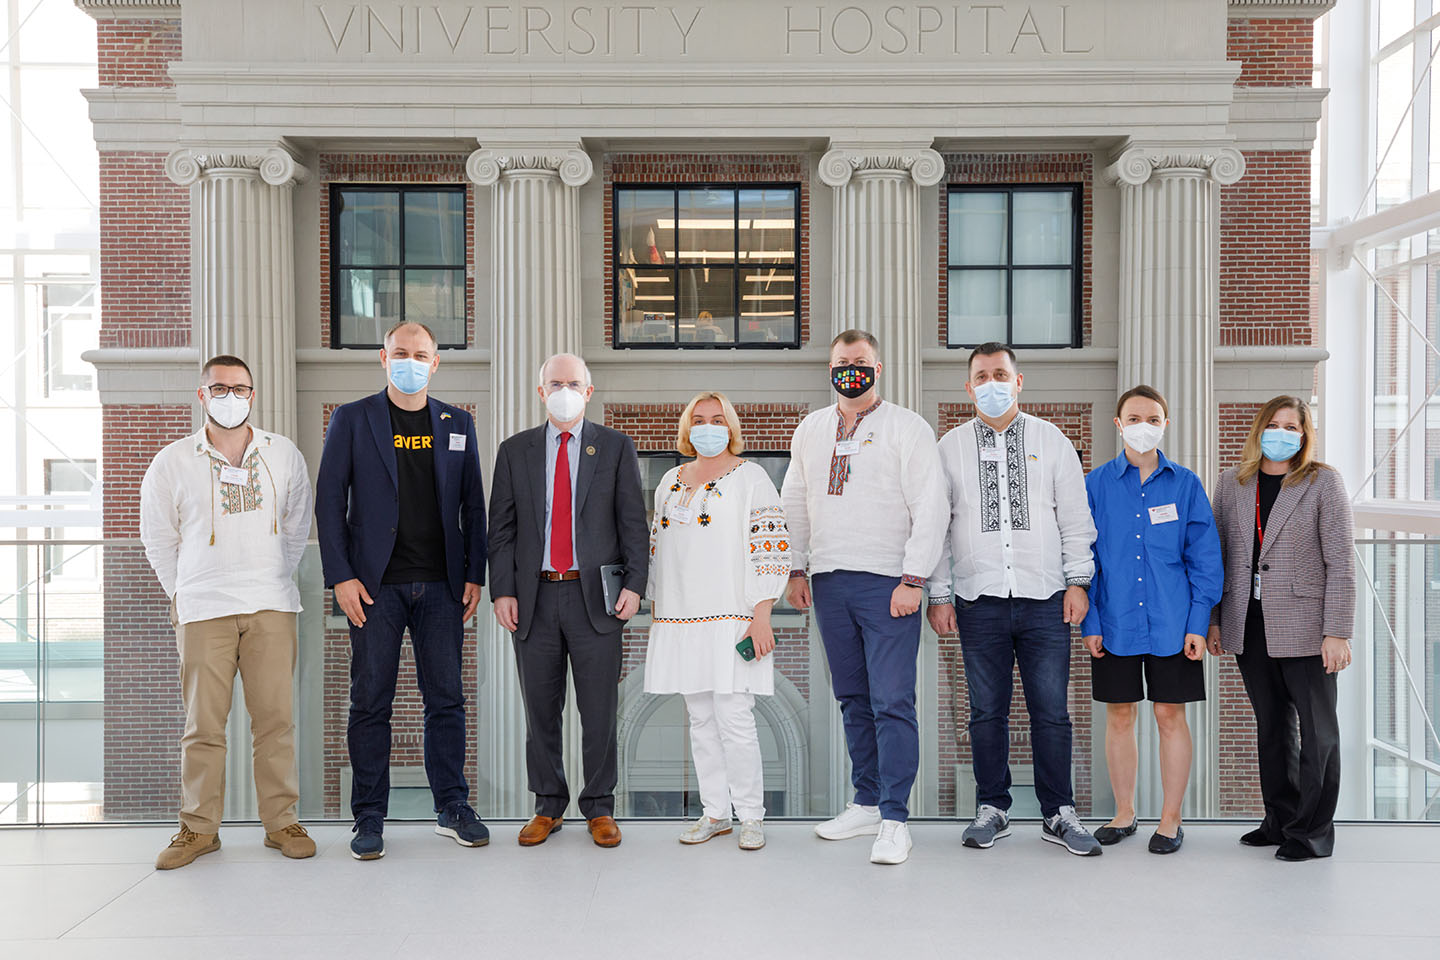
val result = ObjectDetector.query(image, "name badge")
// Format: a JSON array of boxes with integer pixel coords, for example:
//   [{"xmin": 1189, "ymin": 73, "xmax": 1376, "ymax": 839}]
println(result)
[
  {"xmin": 670, "ymin": 504, "xmax": 695, "ymax": 525},
  {"xmin": 1252, "ymin": 572, "xmax": 1262, "ymax": 600},
  {"xmin": 835, "ymin": 440, "xmax": 861, "ymax": 456},
  {"xmin": 448, "ymin": 433, "xmax": 466, "ymax": 452},
  {"xmin": 980, "ymin": 447, "xmax": 1005, "ymax": 463},
  {"xmin": 1148, "ymin": 503, "xmax": 1179, "ymax": 524},
  {"xmin": 219, "ymin": 465, "xmax": 248, "ymax": 486}
]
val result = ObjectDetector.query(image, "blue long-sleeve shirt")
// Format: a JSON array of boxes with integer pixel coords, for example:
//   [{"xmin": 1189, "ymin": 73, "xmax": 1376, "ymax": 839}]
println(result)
[{"xmin": 1081, "ymin": 451, "xmax": 1223, "ymax": 656}]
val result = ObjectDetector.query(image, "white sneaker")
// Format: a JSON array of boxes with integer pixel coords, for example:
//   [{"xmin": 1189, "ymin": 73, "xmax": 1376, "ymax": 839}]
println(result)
[
  {"xmin": 869, "ymin": 820, "xmax": 912, "ymax": 864},
  {"xmin": 814, "ymin": 802, "xmax": 882, "ymax": 840}
]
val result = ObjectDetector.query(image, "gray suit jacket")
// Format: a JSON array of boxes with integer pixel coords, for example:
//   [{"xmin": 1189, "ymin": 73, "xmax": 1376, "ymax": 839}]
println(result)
[
  {"xmin": 1210, "ymin": 465, "xmax": 1355, "ymax": 657},
  {"xmin": 487, "ymin": 419, "xmax": 649, "ymax": 641}
]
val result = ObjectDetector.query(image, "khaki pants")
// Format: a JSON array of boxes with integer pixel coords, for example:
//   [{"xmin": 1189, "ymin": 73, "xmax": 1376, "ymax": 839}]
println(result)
[{"xmin": 173, "ymin": 606, "xmax": 300, "ymax": 833}]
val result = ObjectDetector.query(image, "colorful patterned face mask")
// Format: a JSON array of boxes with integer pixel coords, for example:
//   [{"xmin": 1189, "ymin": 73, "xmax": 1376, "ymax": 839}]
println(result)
[{"xmin": 830, "ymin": 364, "xmax": 875, "ymax": 399}]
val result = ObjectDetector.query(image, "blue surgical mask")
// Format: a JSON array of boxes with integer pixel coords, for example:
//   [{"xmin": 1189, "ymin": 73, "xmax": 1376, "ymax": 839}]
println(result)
[
  {"xmin": 1260, "ymin": 428, "xmax": 1303, "ymax": 462},
  {"xmin": 387, "ymin": 357, "xmax": 431, "ymax": 395},
  {"xmin": 972, "ymin": 380, "xmax": 1015, "ymax": 419},
  {"xmin": 690, "ymin": 424, "xmax": 731, "ymax": 459}
]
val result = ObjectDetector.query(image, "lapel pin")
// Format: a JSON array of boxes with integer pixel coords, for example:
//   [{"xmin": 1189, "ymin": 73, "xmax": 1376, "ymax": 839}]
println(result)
[
  {"xmin": 440, "ymin": 412, "xmax": 452, "ymax": 420},
  {"xmin": 586, "ymin": 445, "xmax": 596, "ymax": 456}
]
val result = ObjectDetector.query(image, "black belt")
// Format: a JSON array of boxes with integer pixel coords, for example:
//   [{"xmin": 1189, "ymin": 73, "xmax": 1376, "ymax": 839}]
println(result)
[{"xmin": 538, "ymin": 570, "xmax": 580, "ymax": 582}]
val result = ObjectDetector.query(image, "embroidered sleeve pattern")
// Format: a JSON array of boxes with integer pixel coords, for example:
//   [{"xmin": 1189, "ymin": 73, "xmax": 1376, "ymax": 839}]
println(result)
[{"xmin": 748, "ymin": 504, "xmax": 791, "ymax": 578}]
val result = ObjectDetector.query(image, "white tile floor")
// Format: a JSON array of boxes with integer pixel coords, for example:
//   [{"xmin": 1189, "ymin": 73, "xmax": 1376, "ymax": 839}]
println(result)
[{"xmin": 1, "ymin": 822, "xmax": 1438, "ymax": 959}]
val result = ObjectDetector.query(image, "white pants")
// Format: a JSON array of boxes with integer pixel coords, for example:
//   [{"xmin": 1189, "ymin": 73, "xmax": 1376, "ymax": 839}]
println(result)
[{"xmin": 684, "ymin": 691, "xmax": 766, "ymax": 821}]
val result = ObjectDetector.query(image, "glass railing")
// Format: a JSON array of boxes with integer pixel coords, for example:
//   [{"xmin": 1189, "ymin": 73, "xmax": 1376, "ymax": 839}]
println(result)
[{"xmin": 1, "ymin": 536, "xmax": 1437, "ymax": 825}]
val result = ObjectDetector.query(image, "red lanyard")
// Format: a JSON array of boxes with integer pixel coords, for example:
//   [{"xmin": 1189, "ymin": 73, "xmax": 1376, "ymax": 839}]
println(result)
[{"xmin": 1255, "ymin": 484, "xmax": 1264, "ymax": 550}]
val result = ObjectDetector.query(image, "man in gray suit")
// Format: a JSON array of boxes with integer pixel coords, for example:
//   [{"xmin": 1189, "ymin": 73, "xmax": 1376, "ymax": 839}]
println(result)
[{"xmin": 489, "ymin": 353, "xmax": 649, "ymax": 848}]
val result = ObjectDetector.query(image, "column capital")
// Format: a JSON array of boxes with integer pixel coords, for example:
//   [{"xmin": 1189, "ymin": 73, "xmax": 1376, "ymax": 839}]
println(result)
[
  {"xmin": 164, "ymin": 146, "xmax": 310, "ymax": 187},
  {"xmin": 1104, "ymin": 145, "xmax": 1246, "ymax": 187},
  {"xmin": 466, "ymin": 146, "xmax": 593, "ymax": 188},
  {"xmin": 818, "ymin": 147, "xmax": 944, "ymax": 188}
]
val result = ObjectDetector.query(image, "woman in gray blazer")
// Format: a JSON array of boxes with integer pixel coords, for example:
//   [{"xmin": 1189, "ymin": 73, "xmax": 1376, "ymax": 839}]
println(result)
[{"xmin": 1206, "ymin": 396, "xmax": 1354, "ymax": 861}]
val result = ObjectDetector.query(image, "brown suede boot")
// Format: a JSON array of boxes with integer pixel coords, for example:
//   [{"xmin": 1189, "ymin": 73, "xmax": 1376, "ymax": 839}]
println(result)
[
  {"xmin": 155, "ymin": 825, "xmax": 220, "ymax": 870},
  {"xmin": 264, "ymin": 823, "xmax": 317, "ymax": 859}
]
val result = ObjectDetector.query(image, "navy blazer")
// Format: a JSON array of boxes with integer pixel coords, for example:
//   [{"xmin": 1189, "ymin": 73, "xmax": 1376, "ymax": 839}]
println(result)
[{"xmin": 315, "ymin": 389, "xmax": 486, "ymax": 602}]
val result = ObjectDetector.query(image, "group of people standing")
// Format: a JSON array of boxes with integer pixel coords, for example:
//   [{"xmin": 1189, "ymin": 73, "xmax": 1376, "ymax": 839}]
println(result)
[{"xmin": 137, "ymin": 319, "xmax": 1354, "ymax": 871}]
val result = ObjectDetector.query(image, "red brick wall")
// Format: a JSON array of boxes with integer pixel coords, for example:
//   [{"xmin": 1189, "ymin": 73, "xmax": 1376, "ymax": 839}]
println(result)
[
  {"xmin": 96, "ymin": 17, "xmax": 180, "ymax": 87},
  {"xmin": 1220, "ymin": 152, "xmax": 1313, "ymax": 347},
  {"xmin": 934, "ymin": 403, "xmax": 1095, "ymax": 814},
  {"xmin": 602, "ymin": 154, "xmax": 811, "ymax": 346},
  {"xmin": 318, "ymin": 154, "xmax": 476, "ymax": 349},
  {"xmin": 101, "ymin": 405, "xmax": 192, "ymax": 820},
  {"xmin": 604, "ymin": 402, "xmax": 809, "ymax": 452},
  {"xmin": 1228, "ymin": 18, "xmax": 1314, "ymax": 87},
  {"xmin": 940, "ymin": 153, "xmax": 1094, "ymax": 347},
  {"xmin": 98, "ymin": 152, "xmax": 189, "ymax": 348}
]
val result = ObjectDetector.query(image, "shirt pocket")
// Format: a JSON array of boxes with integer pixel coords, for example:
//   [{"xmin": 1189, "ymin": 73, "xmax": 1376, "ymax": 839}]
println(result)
[{"xmin": 1145, "ymin": 512, "xmax": 1185, "ymax": 562}]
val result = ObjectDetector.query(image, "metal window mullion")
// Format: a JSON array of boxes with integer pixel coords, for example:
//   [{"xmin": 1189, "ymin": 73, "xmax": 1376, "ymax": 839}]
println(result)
[
  {"xmin": 733, "ymin": 188, "xmax": 740, "ymax": 343},
  {"xmin": 1005, "ymin": 189, "xmax": 1014, "ymax": 346},
  {"xmin": 673, "ymin": 191, "xmax": 680, "ymax": 345}
]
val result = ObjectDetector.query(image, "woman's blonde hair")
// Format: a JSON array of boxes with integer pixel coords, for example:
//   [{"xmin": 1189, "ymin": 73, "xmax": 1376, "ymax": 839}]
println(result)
[
  {"xmin": 1237, "ymin": 395, "xmax": 1325, "ymax": 487},
  {"xmin": 676, "ymin": 391, "xmax": 745, "ymax": 457}
]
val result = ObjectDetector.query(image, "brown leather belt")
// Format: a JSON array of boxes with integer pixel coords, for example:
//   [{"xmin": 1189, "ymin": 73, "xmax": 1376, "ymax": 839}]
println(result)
[{"xmin": 538, "ymin": 570, "xmax": 581, "ymax": 582}]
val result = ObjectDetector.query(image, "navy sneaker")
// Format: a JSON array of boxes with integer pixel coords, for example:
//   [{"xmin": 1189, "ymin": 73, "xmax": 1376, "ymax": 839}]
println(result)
[
  {"xmin": 350, "ymin": 816, "xmax": 385, "ymax": 861},
  {"xmin": 436, "ymin": 802, "xmax": 490, "ymax": 847}
]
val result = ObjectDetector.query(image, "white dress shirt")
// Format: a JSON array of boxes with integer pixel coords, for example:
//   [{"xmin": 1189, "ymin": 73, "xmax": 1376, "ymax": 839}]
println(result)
[
  {"xmin": 781, "ymin": 399, "xmax": 947, "ymax": 582},
  {"xmin": 139, "ymin": 426, "xmax": 312, "ymax": 625},
  {"xmin": 542, "ymin": 419, "xmax": 584, "ymax": 572},
  {"xmin": 927, "ymin": 412, "xmax": 1096, "ymax": 604}
]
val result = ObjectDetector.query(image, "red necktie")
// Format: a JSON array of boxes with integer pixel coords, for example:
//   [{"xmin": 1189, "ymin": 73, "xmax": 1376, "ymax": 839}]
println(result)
[{"xmin": 551, "ymin": 432, "xmax": 574, "ymax": 572}]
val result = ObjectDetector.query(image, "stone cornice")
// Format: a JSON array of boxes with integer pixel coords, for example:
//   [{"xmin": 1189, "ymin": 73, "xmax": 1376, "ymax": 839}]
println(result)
[
  {"xmin": 465, "ymin": 147, "xmax": 593, "ymax": 187},
  {"xmin": 74, "ymin": 0, "xmax": 180, "ymax": 20},
  {"xmin": 818, "ymin": 147, "xmax": 944, "ymax": 188},
  {"xmin": 1227, "ymin": 0, "xmax": 1335, "ymax": 20},
  {"xmin": 1228, "ymin": 86, "xmax": 1327, "ymax": 152},
  {"xmin": 1104, "ymin": 146, "xmax": 1247, "ymax": 187},
  {"xmin": 164, "ymin": 146, "xmax": 311, "ymax": 187}
]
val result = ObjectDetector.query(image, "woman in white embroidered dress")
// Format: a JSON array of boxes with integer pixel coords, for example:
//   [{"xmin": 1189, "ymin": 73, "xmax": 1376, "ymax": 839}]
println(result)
[{"xmin": 644, "ymin": 391, "xmax": 790, "ymax": 851}]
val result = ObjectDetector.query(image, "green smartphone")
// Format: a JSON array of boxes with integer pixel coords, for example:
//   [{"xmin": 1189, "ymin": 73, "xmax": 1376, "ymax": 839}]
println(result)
[{"xmin": 736, "ymin": 636, "xmax": 756, "ymax": 661}]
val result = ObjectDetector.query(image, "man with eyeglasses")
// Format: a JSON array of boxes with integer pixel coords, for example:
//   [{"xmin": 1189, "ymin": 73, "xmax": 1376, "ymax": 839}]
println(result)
[
  {"xmin": 139, "ymin": 355, "xmax": 315, "ymax": 869},
  {"xmin": 488, "ymin": 352, "xmax": 648, "ymax": 848},
  {"xmin": 316, "ymin": 320, "xmax": 488, "ymax": 860}
]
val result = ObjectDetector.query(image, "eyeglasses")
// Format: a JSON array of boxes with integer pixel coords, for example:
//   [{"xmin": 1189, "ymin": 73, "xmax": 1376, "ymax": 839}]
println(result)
[
  {"xmin": 205, "ymin": 384, "xmax": 253, "ymax": 399},
  {"xmin": 546, "ymin": 380, "xmax": 585, "ymax": 392}
]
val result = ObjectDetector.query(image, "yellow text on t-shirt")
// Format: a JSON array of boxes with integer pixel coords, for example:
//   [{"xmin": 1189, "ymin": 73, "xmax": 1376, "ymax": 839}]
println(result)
[{"xmin": 394, "ymin": 434, "xmax": 433, "ymax": 450}]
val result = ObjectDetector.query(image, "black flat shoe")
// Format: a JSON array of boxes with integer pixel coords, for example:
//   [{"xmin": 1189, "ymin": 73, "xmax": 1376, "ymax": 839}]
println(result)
[
  {"xmin": 1148, "ymin": 826, "xmax": 1183, "ymax": 855},
  {"xmin": 1094, "ymin": 819, "xmax": 1138, "ymax": 846},
  {"xmin": 1275, "ymin": 839, "xmax": 1321, "ymax": 862},
  {"xmin": 1239, "ymin": 827, "xmax": 1281, "ymax": 847}
]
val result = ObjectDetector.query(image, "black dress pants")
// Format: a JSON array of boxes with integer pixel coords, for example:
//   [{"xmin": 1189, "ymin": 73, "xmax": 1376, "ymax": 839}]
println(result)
[{"xmin": 1236, "ymin": 640, "xmax": 1341, "ymax": 857}]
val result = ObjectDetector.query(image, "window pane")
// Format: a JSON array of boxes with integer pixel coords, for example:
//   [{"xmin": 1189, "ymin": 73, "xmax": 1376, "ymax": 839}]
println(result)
[
  {"xmin": 739, "ymin": 266, "xmax": 795, "ymax": 344},
  {"xmin": 1012, "ymin": 269, "xmax": 1073, "ymax": 344},
  {"xmin": 404, "ymin": 269, "xmax": 465, "ymax": 344},
  {"xmin": 678, "ymin": 267, "xmax": 735, "ymax": 343},
  {"xmin": 404, "ymin": 191, "xmax": 465, "ymax": 266},
  {"xmin": 337, "ymin": 191, "xmax": 400, "ymax": 266},
  {"xmin": 677, "ymin": 188, "xmax": 736, "ymax": 265},
  {"xmin": 617, "ymin": 189, "xmax": 675, "ymax": 265},
  {"xmin": 1013, "ymin": 191, "xmax": 1073, "ymax": 266},
  {"xmin": 949, "ymin": 192, "xmax": 1007, "ymax": 265},
  {"xmin": 617, "ymin": 267, "xmax": 675, "ymax": 344},
  {"xmin": 739, "ymin": 189, "xmax": 796, "ymax": 264},
  {"xmin": 1376, "ymin": 46, "xmax": 1414, "ymax": 211},
  {"xmin": 948, "ymin": 269, "xmax": 1007, "ymax": 344},
  {"xmin": 338, "ymin": 268, "xmax": 401, "ymax": 345},
  {"xmin": 1377, "ymin": 0, "xmax": 1414, "ymax": 49}
]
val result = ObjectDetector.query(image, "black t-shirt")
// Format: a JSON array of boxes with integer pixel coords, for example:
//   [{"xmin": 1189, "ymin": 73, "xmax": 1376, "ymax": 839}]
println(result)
[
  {"xmin": 1243, "ymin": 471, "xmax": 1285, "ymax": 647},
  {"xmin": 383, "ymin": 400, "xmax": 448, "ymax": 584}
]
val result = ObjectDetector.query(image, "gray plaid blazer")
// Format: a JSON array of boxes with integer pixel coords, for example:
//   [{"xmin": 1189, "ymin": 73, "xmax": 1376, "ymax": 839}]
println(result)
[{"xmin": 1210, "ymin": 465, "xmax": 1355, "ymax": 657}]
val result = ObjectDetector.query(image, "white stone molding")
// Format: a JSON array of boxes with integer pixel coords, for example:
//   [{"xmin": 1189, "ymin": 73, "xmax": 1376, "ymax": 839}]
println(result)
[
  {"xmin": 818, "ymin": 147, "xmax": 945, "ymax": 188},
  {"xmin": 1104, "ymin": 145, "xmax": 1247, "ymax": 188},
  {"xmin": 75, "ymin": 0, "xmax": 180, "ymax": 19},
  {"xmin": 1227, "ymin": 0, "xmax": 1335, "ymax": 19},
  {"xmin": 465, "ymin": 148, "xmax": 593, "ymax": 188},
  {"xmin": 164, "ymin": 146, "xmax": 311, "ymax": 188}
]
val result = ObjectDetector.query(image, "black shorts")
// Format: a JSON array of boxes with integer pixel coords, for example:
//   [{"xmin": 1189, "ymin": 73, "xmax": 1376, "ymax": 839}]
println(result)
[{"xmin": 1091, "ymin": 649, "xmax": 1205, "ymax": 704}]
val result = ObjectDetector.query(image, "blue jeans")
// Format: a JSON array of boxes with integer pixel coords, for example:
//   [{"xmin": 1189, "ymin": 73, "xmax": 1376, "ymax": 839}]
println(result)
[
  {"xmin": 812, "ymin": 571, "xmax": 921, "ymax": 822},
  {"xmin": 955, "ymin": 591, "xmax": 1074, "ymax": 818},
  {"xmin": 347, "ymin": 581, "xmax": 468, "ymax": 821}
]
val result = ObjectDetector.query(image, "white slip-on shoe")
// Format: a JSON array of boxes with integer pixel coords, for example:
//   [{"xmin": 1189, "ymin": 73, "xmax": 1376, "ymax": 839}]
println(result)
[
  {"xmin": 738, "ymin": 819, "xmax": 765, "ymax": 851},
  {"xmin": 678, "ymin": 817, "xmax": 733, "ymax": 844},
  {"xmin": 869, "ymin": 820, "xmax": 912, "ymax": 865},
  {"xmin": 814, "ymin": 802, "xmax": 883, "ymax": 840}
]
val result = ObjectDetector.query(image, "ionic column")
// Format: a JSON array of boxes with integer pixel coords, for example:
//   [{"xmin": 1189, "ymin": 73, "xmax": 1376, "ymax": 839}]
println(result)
[
  {"xmin": 165, "ymin": 146, "xmax": 308, "ymax": 439},
  {"xmin": 819, "ymin": 146, "xmax": 944, "ymax": 415},
  {"xmin": 1107, "ymin": 146, "xmax": 1246, "ymax": 492}
]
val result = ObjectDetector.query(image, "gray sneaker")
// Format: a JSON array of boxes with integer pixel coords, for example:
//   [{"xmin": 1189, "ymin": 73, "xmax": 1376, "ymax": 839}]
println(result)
[
  {"xmin": 962, "ymin": 804, "xmax": 1012, "ymax": 849},
  {"xmin": 1042, "ymin": 805, "xmax": 1102, "ymax": 857}
]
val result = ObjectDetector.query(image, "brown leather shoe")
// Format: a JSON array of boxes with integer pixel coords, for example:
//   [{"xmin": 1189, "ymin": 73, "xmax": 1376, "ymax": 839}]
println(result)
[
  {"xmin": 518, "ymin": 815, "xmax": 563, "ymax": 846},
  {"xmin": 588, "ymin": 816, "xmax": 622, "ymax": 848}
]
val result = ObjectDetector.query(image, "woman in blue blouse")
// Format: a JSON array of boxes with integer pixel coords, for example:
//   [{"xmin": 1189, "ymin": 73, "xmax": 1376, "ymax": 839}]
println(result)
[{"xmin": 1081, "ymin": 386, "xmax": 1223, "ymax": 854}]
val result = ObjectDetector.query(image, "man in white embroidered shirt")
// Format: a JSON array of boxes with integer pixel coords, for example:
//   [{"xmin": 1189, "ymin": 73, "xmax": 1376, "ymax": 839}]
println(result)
[
  {"xmin": 926, "ymin": 342, "xmax": 1101, "ymax": 857},
  {"xmin": 783, "ymin": 329, "xmax": 947, "ymax": 866},
  {"xmin": 139, "ymin": 355, "xmax": 315, "ymax": 870}
]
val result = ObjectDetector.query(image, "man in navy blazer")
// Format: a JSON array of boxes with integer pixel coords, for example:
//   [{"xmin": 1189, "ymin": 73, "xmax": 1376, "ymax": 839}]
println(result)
[{"xmin": 316, "ymin": 320, "xmax": 488, "ymax": 861}]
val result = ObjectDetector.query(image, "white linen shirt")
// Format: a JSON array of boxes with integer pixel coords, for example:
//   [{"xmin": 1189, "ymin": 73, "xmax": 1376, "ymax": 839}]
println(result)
[
  {"xmin": 139, "ymin": 426, "xmax": 313, "ymax": 626},
  {"xmin": 927, "ymin": 413, "xmax": 1096, "ymax": 604},
  {"xmin": 781, "ymin": 399, "xmax": 947, "ymax": 582}
]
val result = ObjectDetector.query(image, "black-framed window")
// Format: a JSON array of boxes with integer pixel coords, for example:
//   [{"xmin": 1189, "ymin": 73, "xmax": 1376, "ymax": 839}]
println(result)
[
  {"xmin": 330, "ymin": 185, "xmax": 467, "ymax": 349},
  {"xmin": 613, "ymin": 184, "xmax": 801, "ymax": 348},
  {"xmin": 946, "ymin": 184, "xmax": 1082, "ymax": 348}
]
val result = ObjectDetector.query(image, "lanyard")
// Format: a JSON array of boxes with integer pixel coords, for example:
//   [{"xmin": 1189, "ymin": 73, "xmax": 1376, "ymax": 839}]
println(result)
[{"xmin": 1254, "ymin": 484, "xmax": 1264, "ymax": 551}]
